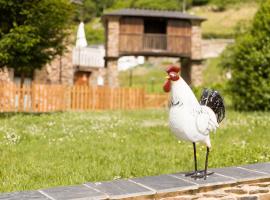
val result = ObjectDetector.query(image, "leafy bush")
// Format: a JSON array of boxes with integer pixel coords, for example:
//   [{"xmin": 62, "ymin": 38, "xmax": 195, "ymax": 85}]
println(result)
[
  {"xmin": 219, "ymin": 0, "xmax": 270, "ymax": 111},
  {"xmin": 84, "ymin": 19, "xmax": 105, "ymax": 44}
]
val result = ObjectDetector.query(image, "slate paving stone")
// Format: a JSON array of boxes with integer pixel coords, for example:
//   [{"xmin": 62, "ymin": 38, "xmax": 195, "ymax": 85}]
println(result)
[
  {"xmin": 0, "ymin": 191, "xmax": 49, "ymax": 200},
  {"xmin": 40, "ymin": 185, "xmax": 107, "ymax": 200},
  {"xmin": 131, "ymin": 174, "xmax": 198, "ymax": 193},
  {"xmin": 241, "ymin": 162, "xmax": 270, "ymax": 174},
  {"xmin": 86, "ymin": 179, "xmax": 155, "ymax": 199},
  {"xmin": 170, "ymin": 172, "xmax": 236, "ymax": 186},
  {"xmin": 213, "ymin": 166, "xmax": 268, "ymax": 181}
]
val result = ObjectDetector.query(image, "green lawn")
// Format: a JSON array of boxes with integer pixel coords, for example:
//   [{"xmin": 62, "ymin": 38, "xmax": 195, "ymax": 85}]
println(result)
[
  {"xmin": 119, "ymin": 63, "xmax": 168, "ymax": 94},
  {"xmin": 0, "ymin": 109, "xmax": 269, "ymax": 192}
]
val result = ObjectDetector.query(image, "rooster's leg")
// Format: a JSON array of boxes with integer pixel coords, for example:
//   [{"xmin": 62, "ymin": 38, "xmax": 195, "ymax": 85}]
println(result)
[
  {"xmin": 204, "ymin": 147, "xmax": 210, "ymax": 180},
  {"xmin": 185, "ymin": 143, "xmax": 202, "ymax": 177},
  {"xmin": 203, "ymin": 147, "xmax": 214, "ymax": 179},
  {"xmin": 193, "ymin": 146, "xmax": 214, "ymax": 179},
  {"xmin": 193, "ymin": 142, "xmax": 198, "ymax": 173},
  {"xmin": 187, "ymin": 145, "xmax": 214, "ymax": 180}
]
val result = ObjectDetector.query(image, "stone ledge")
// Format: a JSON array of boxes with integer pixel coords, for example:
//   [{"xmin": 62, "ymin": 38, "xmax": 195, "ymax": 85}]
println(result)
[{"xmin": 0, "ymin": 162, "xmax": 269, "ymax": 200}]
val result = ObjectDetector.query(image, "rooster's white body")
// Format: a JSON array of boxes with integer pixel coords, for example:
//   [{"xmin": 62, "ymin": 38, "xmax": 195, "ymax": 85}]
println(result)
[{"xmin": 169, "ymin": 78, "xmax": 219, "ymax": 148}]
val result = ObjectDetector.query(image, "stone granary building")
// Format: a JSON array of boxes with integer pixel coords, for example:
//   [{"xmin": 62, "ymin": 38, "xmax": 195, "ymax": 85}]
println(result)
[
  {"xmin": 103, "ymin": 8, "xmax": 205, "ymax": 86},
  {"xmin": 0, "ymin": 9, "xmax": 205, "ymax": 86}
]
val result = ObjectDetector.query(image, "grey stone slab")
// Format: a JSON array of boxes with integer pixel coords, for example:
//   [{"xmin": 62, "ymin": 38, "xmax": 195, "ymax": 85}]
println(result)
[
  {"xmin": 131, "ymin": 174, "xmax": 197, "ymax": 193},
  {"xmin": 170, "ymin": 172, "xmax": 236, "ymax": 187},
  {"xmin": 0, "ymin": 191, "xmax": 49, "ymax": 200},
  {"xmin": 40, "ymin": 185, "xmax": 107, "ymax": 200},
  {"xmin": 86, "ymin": 179, "xmax": 155, "ymax": 199},
  {"xmin": 241, "ymin": 162, "xmax": 270, "ymax": 174},
  {"xmin": 213, "ymin": 166, "xmax": 268, "ymax": 181}
]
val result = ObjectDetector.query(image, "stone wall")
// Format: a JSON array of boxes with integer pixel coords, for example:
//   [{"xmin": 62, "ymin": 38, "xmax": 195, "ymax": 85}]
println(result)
[
  {"xmin": 34, "ymin": 47, "xmax": 74, "ymax": 85},
  {"xmin": 162, "ymin": 180, "xmax": 270, "ymax": 200},
  {"xmin": 89, "ymin": 68, "xmax": 107, "ymax": 86},
  {"xmin": 0, "ymin": 67, "xmax": 13, "ymax": 82},
  {"xmin": 202, "ymin": 39, "xmax": 234, "ymax": 59}
]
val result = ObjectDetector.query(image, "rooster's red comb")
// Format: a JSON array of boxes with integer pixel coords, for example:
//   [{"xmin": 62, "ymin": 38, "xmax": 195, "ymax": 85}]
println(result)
[{"xmin": 166, "ymin": 66, "xmax": 180, "ymax": 74}]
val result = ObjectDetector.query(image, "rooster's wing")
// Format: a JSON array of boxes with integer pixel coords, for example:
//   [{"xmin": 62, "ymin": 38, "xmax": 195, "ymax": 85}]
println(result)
[{"xmin": 195, "ymin": 105, "xmax": 219, "ymax": 136}]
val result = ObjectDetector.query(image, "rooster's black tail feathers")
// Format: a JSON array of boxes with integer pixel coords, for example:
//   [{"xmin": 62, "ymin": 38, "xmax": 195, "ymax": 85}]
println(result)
[{"xmin": 199, "ymin": 88, "xmax": 225, "ymax": 123}]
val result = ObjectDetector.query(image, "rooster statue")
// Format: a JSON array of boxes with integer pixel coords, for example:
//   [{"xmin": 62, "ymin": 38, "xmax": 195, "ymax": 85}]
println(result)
[{"xmin": 163, "ymin": 66, "xmax": 225, "ymax": 180}]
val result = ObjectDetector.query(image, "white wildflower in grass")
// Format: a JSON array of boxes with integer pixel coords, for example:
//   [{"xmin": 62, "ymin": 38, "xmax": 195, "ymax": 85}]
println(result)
[
  {"xmin": 241, "ymin": 140, "xmax": 246, "ymax": 148},
  {"xmin": 112, "ymin": 132, "xmax": 117, "ymax": 138},
  {"xmin": 113, "ymin": 176, "xmax": 121, "ymax": 180},
  {"xmin": 4, "ymin": 131, "xmax": 21, "ymax": 145},
  {"xmin": 47, "ymin": 121, "xmax": 55, "ymax": 127}
]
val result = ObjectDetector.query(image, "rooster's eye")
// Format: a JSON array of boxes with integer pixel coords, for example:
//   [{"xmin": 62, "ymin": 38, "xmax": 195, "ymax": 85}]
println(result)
[{"xmin": 169, "ymin": 72, "xmax": 179, "ymax": 81}]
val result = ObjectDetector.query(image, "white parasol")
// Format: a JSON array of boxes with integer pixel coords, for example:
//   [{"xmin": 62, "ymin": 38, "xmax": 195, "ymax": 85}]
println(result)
[{"xmin": 76, "ymin": 22, "xmax": 87, "ymax": 48}]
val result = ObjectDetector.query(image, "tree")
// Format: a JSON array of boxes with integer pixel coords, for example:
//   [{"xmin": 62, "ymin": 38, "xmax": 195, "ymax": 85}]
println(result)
[
  {"xmin": 220, "ymin": 0, "xmax": 270, "ymax": 111},
  {"xmin": 0, "ymin": 0, "xmax": 72, "ymax": 84}
]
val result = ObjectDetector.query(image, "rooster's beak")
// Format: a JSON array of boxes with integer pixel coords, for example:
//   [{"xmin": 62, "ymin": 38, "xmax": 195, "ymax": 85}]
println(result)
[{"xmin": 165, "ymin": 75, "xmax": 170, "ymax": 79}]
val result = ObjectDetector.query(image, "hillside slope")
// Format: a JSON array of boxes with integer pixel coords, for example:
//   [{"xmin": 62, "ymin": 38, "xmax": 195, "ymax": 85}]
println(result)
[{"xmin": 191, "ymin": 2, "xmax": 258, "ymax": 38}]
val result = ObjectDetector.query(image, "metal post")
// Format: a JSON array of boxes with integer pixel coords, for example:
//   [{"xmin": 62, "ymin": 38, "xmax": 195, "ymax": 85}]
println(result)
[{"xmin": 129, "ymin": 69, "xmax": 133, "ymax": 87}]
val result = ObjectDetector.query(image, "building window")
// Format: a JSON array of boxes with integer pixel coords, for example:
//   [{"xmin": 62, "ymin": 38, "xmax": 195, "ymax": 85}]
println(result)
[{"xmin": 144, "ymin": 19, "xmax": 167, "ymax": 34}]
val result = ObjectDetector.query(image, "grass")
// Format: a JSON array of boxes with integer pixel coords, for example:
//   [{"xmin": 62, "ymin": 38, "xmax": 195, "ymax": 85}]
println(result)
[
  {"xmin": 190, "ymin": 2, "xmax": 258, "ymax": 38},
  {"xmin": 0, "ymin": 109, "xmax": 270, "ymax": 192},
  {"xmin": 119, "ymin": 62, "xmax": 170, "ymax": 94}
]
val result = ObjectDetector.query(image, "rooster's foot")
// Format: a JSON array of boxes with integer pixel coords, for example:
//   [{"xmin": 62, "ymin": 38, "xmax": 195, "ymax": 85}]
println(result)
[
  {"xmin": 185, "ymin": 170, "xmax": 214, "ymax": 180},
  {"xmin": 185, "ymin": 170, "xmax": 205, "ymax": 177}
]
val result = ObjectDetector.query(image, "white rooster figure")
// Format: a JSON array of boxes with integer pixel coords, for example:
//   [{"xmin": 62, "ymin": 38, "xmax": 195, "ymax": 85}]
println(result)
[{"xmin": 163, "ymin": 66, "xmax": 225, "ymax": 180}]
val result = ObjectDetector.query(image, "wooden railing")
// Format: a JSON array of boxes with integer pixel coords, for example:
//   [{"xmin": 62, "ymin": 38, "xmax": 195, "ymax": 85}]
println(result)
[
  {"xmin": 0, "ymin": 82, "xmax": 169, "ymax": 112},
  {"xmin": 143, "ymin": 34, "xmax": 167, "ymax": 50},
  {"xmin": 119, "ymin": 33, "xmax": 191, "ymax": 56}
]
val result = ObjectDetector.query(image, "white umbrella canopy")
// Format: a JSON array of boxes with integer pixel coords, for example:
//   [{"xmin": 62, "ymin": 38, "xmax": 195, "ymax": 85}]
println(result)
[{"xmin": 76, "ymin": 22, "xmax": 88, "ymax": 48}]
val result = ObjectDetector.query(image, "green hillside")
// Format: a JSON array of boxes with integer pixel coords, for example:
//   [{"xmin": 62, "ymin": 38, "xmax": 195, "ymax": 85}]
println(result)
[{"xmin": 192, "ymin": 2, "xmax": 258, "ymax": 38}]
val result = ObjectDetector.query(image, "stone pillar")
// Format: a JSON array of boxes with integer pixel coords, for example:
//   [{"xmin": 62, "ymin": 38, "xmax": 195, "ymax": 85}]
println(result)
[
  {"xmin": 190, "ymin": 20, "xmax": 204, "ymax": 86},
  {"xmin": 105, "ymin": 16, "xmax": 120, "ymax": 87},
  {"xmin": 191, "ymin": 21, "xmax": 202, "ymax": 60},
  {"xmin": 106, "ymin": 17, "xmax": 120, "ymax": 58},
  {"xmin": 180, "ymin": 58, "xmax": 204, "ymax": 87},
  {"xmin": 191, "ymin": 60, "xmax": 203, "ymax": 86},
  {"xmin": 180, "ymin": 58, "xmax": 191, "ymax": 85},
  {"xmin": 106, "ymin": 59, "xmax": 119, "ymax": 87}
]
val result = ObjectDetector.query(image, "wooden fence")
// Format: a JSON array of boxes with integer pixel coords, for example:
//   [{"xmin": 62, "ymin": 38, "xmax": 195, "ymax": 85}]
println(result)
[{"xmin": 0, "ymin": 83, "xmax": 169, "ymax": 112}]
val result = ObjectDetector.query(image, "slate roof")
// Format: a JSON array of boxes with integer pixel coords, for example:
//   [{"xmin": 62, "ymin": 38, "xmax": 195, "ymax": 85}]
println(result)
[{"xmin": 103, "ymin": 8, "xmax": 206, "ymax": 21}]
